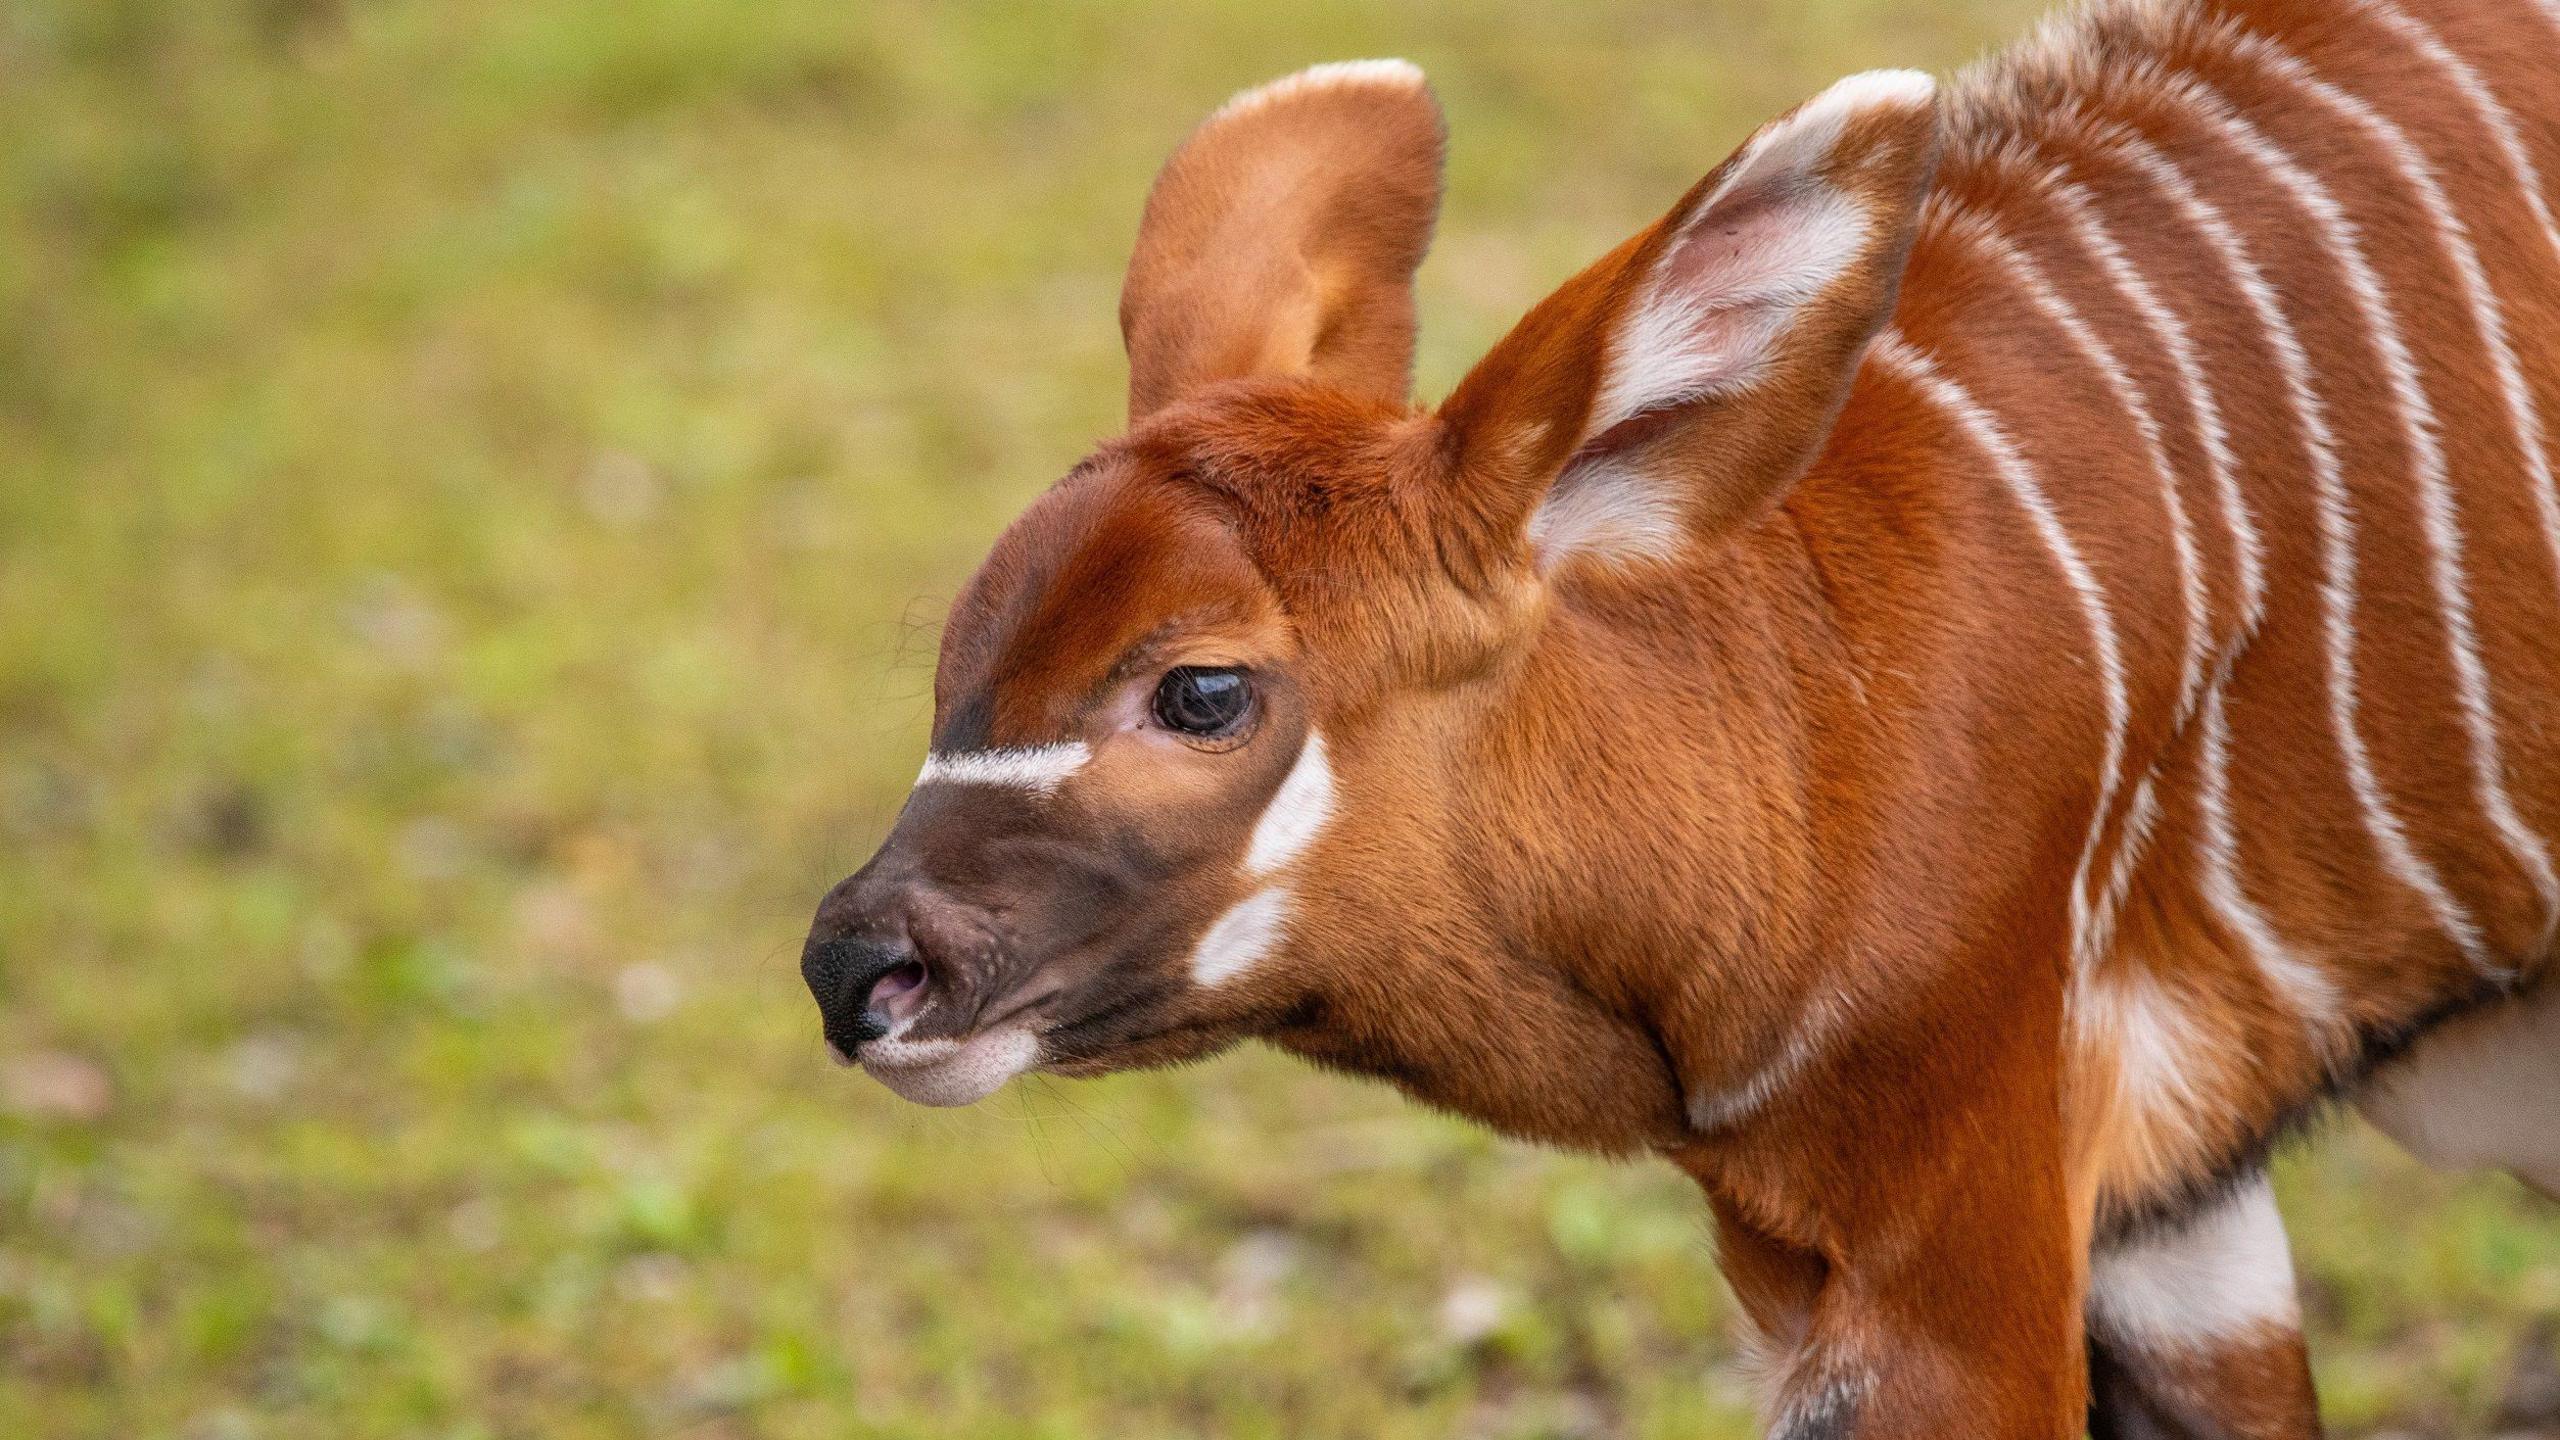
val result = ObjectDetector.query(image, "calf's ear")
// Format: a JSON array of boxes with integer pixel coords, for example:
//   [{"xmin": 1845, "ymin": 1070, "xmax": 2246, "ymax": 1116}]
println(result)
[
  {"xmin": 1437, "ymin": 70, "xmax": 1941, "ymax": 570},
  {"xmin": 1120, "ymin": 60, "xmax": 1447, "ymax": 421}
]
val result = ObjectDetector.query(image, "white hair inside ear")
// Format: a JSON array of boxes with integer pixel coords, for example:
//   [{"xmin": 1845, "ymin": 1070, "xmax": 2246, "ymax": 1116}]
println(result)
[
  {"xmin": 1590, "ymin": 69, "xmax": 1936, "ymax": 434},
  {"xmin": 1531, "ymin": 69, "xmax": 1935, "ymax": 571}
]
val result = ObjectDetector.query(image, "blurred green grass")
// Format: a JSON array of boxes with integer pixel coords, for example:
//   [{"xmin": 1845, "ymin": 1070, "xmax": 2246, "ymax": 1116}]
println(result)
[{"xmin": 0, "ymin": 1, "xmax": 2552, "ymax": 1436}]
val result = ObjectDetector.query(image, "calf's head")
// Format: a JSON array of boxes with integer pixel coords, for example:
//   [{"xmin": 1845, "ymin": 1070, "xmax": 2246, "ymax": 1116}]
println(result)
[{"xmin": 806, "ymin": 60, "xmax": 1939, "ymax": 1142}]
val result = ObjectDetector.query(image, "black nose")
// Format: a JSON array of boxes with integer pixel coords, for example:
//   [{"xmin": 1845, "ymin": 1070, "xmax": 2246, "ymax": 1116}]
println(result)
[{"xmin": 800, "ymin": 933, "xmax": 913, "ymax": 1055}]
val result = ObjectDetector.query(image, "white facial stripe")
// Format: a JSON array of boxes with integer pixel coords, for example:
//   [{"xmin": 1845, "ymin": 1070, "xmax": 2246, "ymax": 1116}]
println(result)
[
  {"xmin": 1189, "ymin": 732, "xmax": 1337, "ymax": 989},
  {"xmin": 2089, "ymin": 1175, "xmax": 2301, "ymax": 1349},
  {"xmin": 1188, "ymin": 887, "xmax": 1291, "ymax": 987},
  {"xmin": 914, "ymin": 742, "xmax": 1091, "ymax": 795},
  {"xmin": 1244, "ymin": 732, "xmax": 1335, "ymax": 876}
]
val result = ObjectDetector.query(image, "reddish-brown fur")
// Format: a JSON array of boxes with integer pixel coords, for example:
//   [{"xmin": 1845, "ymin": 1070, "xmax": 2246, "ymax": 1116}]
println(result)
[{"xmin": 808, "ymin": 4, "xmax": 2560, "ymax": 1434}]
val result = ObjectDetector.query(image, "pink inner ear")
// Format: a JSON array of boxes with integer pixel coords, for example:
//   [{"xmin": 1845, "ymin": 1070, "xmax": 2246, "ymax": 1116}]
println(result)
[{"xmin": 1591, "ymin": 174, "xmax": 1873, "ymax": 437}]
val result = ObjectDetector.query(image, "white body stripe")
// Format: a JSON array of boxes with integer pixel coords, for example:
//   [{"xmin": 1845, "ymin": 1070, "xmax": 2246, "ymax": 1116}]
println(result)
[
  {"xmin": 915, "ymin": 742, "xmax": 1093, "ymax": 794},
  {"xmin": 2197, "ymin": 684, "xmax": 2346, "ymax": 1031},
  {"xmin": 2033, "ymin": 172, "xmax": 2262, "ymax": 630},
  {"xmin": 2213, "ymin": 30, "xmax": 2559, "ymax": 953},
  {"xmin": 1939, "ymin": 203, "xmax": 2208, "ymax": 724},
  {"xmin": 1999, "ymin": 145, "xmax": 2317, "ymax": 1027},
  {"xmin": 2089, "ymin": 1174, "xmax": 2301, "ymax": 1349},
  {"xmin": 2362, "ymin": 0, "xmax": 2560, "ymax": 662},
  {"xmin": 1873, "ymin": 331, "xmax": 2129, "ymax": 970},
  {"xmin": 2095, "ymin": 125, "xmax": 2380, "ymax": 1038},
  {"xmin": 2152, "ymin": 72, "xmax": 2494, "ymax": 969},
  {"xmin": 2088, "ymin": 778, "xmax": 2165, "ymax": 972},
  {"xmin": 1934, "ymin": 202, "xmax": 2206, "ymax": 964}
]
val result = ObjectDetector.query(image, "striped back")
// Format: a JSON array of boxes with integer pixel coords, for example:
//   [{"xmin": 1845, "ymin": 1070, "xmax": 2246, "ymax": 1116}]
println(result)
[{"xmin": 1849, "ymin": 0, "xmax": 2560, "ymax": 1226}]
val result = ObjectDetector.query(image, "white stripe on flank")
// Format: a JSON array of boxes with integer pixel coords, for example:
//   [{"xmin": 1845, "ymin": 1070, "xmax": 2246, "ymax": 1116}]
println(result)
[
  {"xmin": 2032, "ymin": 171, "xmax": 2263, "ymax": 633},
  {"xmin": 2526, "ymin": 1, "xmax": 2560, "ymax": 63},
  {"xmin": 2089, "ymin": 1173, "xmax": 2302, "ymax": 1349},
  {"xmin": 2089, "ymin": 776, "xmax": 2165, "ymax": 970},
  {"xmin": 1932, "ymin": 200, "xmax": 2205, "ymax": 963},
  {"xmin": 2149, "ymin": 71, "xmax": 2495, "ymax": 970},
  {"xmin": 915, "ymin": 742, "xmax": 1092, "ymax": 795},
  {"xmin": 1872, "ymin": 330, "xmax": 2128, "ymax": 969},
  {"xmin": 2094, "ymin": 124, "xmax": 2371, "ymax": 1041},
  {"xmin": 1244, "ymin": 731, "xmax": 1335, "ymax": 875},
  {"xmin": 1937, "ymin": 201, "xmax": 2208, "ymax": 728},
  {"xmin": 1996, "ymin": 137, "xmax": 2294, "ymax": 995},
  {"xmin": 2199, "ymin": 681, "xmax": 2347, "ymax": 1031},
  {"xmin": 2362, "ymin": 0, "xmax": 2560, "ymax": 275},
  {"xmin": 2363, "ymin": 0, "xmax": 2560, "ymax": 621},
  {"xmin": 2212, "ymin": 29, "xmax": 2559, "ymax": 954}
]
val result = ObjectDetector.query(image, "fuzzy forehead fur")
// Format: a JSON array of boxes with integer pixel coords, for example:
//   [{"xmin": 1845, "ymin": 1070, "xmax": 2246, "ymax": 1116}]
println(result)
[{"xmin": 932, "ymin": 379, "xmax": 1434, "ymax": 749}]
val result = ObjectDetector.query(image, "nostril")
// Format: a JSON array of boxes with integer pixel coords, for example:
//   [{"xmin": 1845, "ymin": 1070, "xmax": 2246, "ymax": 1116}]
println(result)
[{"xmin": 866, "ymin": 959, "xmax": 931, "ymax": 1023}]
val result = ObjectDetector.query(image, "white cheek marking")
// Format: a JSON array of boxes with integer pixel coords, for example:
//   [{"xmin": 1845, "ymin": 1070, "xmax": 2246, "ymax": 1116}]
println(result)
[
  {"xmin": 2088, "ymin": 1174, "xmax": 2300, "ymax": 1349},
  {"xmin": 1188, "ymin": 887, "xmax": 1292, "ymax": 987},
  {"xmin": 1192, "ymin": 731, "xmax": 1338, "ymax": 989},
  {"xmin": 914, "ymin": 742, "xmax": 1091, "ymax": 795},
  {"xmin": 1244, "ymin": 732, "xmax": 1334, "ymax": 875}
]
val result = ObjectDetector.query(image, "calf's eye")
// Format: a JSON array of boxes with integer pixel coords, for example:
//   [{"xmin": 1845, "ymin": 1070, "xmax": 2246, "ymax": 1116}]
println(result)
[{"xmin": 1152, "ymin": 666, "xmax": 1254, "ymax": 739}]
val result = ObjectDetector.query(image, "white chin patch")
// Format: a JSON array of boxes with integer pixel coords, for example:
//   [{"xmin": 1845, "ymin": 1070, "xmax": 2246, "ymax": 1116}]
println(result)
[{"xmin": 858, "ymin": 1029, "xmax": 1041, "ymax": 1107}]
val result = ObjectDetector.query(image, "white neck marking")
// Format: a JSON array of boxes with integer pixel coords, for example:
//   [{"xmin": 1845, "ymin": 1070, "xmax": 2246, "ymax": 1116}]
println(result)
[{"xmin": 1188, "ymin": 888, "xmax": 1292, "ymax": 987}]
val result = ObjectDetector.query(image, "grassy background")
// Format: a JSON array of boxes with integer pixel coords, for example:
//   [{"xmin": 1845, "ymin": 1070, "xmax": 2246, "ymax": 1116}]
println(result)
[{"xmin": 2, "ymin": 0, "xmax": 2554, "ymax": 1435}]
